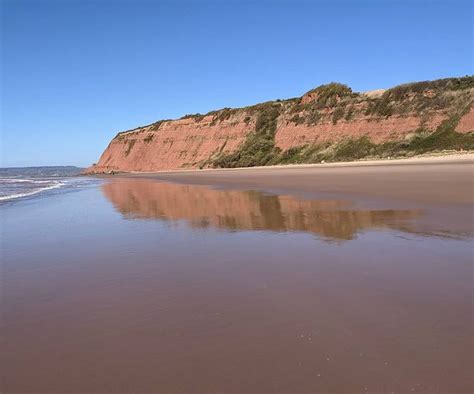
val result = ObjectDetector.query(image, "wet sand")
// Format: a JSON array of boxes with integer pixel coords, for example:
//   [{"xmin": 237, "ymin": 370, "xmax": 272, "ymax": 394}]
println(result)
[
  {"xmin": 1, "ymin": 160, "xmax": 473, "ymax": 393},
  {"xmin": 134, "ymin": 154, "xmax": 474, "ymax": 205}
]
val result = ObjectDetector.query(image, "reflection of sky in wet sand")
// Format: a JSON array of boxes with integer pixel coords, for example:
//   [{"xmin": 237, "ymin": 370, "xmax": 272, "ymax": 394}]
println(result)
[{"xmin": 101, "ymin": 178, "xmax": 430, "ymax": 240}]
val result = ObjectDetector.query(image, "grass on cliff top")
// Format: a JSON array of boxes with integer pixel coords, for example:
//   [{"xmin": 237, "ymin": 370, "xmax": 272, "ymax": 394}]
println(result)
[
  {"xmin": 288, "ymin": 76, "xmax": 474, "ymax": 125},
  {"xmin": 365, "ymin": 76, "xmax": 474, "ymax": 117},
  {"xmin": 303, "ymin": 82, "xmax": 356, "ymax": 106},
  {"xmin": 385, "ymin": 76, "xmax": 474, "ymax": 101},
  {"xmin": 113, "ymin": 76, "xmax": 473, "ymax": 137}
]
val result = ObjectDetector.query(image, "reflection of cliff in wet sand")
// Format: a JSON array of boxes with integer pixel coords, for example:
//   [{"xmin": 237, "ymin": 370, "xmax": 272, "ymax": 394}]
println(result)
[{"xmin": 102, "ymin": 179, "xmax": 422, "ymax": 240}]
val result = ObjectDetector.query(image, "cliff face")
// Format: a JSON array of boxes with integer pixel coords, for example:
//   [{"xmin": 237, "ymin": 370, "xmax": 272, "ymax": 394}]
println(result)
[
  {"xmin": 86, "ymin": 77, "xmax": 474, "ymax": 173},
  {"xmin": 91, "ymin": 114, "xmax": 250, "ymax": 172}
]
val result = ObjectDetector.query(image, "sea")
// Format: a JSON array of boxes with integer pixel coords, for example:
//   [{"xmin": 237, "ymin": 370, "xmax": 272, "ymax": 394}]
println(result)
[{"xmin": 0, "ymin": 166, "xmax": 96, "ymax": 202}]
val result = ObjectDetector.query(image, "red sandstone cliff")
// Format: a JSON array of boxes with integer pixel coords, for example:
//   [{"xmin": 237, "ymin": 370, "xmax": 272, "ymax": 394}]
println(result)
[{"xmin": 86, "ymin": 77, "xmax": 474, "ymax": 174}]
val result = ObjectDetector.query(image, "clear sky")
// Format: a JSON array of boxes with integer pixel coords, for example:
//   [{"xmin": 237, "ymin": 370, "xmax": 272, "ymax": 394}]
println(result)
[{"xmin": 1, "ymin": 0, "xmax": 472, "ymax": 167}]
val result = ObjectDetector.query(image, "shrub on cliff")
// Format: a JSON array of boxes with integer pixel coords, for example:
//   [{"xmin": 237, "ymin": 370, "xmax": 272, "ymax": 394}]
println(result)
[
  {"xmin": 144, "ymin": 134, "xmax": 154, "ymax": 143},
  {"xmin": 124, "ymin": 140, "xmax": 136, "ymax": 156},
  {"xmin": 306, "ymin": 83, "xmax": 353, "ymax": 106},
  {"xmin": 213, "ymin": 103, "xmax": 281, "ymax": 168},
  {"xmin": 406, "ymin": 115, "xmax": 474, "ymax": 153},
  {"xmin": 332, "ymin": 136, "xmax": 375, "ymax": 160},
  {"xmin": 365, "ymin": 96, "xmax": 393, "ymax": 117},
  {"xmin": 181, "ymin": 113, "xmax": 206, "ymax": 122},
  {"xmin": 290, "ymin": 114, "xmax": 305, "ymax": 125},
  {"xmin": 365, "ymin": 76, "xmax": 473, "ymax": 118},
  {"xmin": 209, "ymin": 108, "xmax": 237, "ymax": 126},
  {"xmin": 386, "ymin": 76, "xmax": 474, "ymax": 102},
  {"xmin": 332, "ymin": 107, "xmax": 345, "ymax": 124},
  {"xmin": 306, "ymin": 108, "xmax": 322, "ymax": 125}
]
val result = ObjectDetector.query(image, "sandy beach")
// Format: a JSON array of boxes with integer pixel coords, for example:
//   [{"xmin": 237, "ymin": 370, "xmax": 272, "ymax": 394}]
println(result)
[
  {"xmin": 125, "ymin": 153, "xmax": 474, "ymax": 204},
  {"xmin": 2, "ymin": 156, "xmax": 473, "ymax": 393}
]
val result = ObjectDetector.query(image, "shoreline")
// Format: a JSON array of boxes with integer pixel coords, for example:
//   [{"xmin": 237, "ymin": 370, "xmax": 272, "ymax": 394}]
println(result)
[{"xmin": 96, "ymin": 152, "xmax": 474, "ymax": 177}]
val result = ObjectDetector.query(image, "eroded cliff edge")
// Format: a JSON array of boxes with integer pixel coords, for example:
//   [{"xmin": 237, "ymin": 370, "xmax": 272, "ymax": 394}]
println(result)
[{"xmin": 86, "ymin": 77, "xmax": 474, "ymax": 174}]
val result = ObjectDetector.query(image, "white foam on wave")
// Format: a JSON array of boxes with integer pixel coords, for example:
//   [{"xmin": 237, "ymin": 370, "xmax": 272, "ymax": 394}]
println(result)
[
  {"xmin": 0, "ymin": 180, "xmax": 65, "ymax": 201},
  {"xmin": 0, "ymin": 178, "xmax": 54, "ymax": 184}
]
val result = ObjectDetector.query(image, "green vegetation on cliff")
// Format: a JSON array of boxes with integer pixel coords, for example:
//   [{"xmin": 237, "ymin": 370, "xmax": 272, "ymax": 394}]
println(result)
[
  {"xmin": 212, "ymin": 114, "xmax": 473, "ymax": 168},
  {"xmin": 209, "ymin": 76, "xmax": 473, "ymax": 167},
  {"xmin": 213, "ymin": 103, "xmax": 281, "ymax": 168},
  {"xmin": 273, "ymin": 116, "xmax": 474, "ymax": 165}
]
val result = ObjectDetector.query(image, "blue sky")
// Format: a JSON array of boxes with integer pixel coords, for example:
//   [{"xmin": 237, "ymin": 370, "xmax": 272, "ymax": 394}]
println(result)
[{"xmin": 1, "ymin": 0, "xmax": 472, "ymax": 167}]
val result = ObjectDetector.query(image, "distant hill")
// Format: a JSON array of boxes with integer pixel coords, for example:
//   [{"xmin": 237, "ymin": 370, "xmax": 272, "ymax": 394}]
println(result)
[
  {"xmin": 86, "ymin": 76, "xmax": 474, "ymax": 174},
  {"xmin": 0, "ymin": 166, "xmax": 85, "ymax": 178}
]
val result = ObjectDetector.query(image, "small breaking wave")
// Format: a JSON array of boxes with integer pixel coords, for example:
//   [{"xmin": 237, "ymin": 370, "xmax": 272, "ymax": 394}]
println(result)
[
  {"xmin": 0, "ymin": 178, "xmax": 54, "ymax": 184},
  {"xmin": 0, "ymin": 179, "xmax": 65, "ymax": 201}
]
